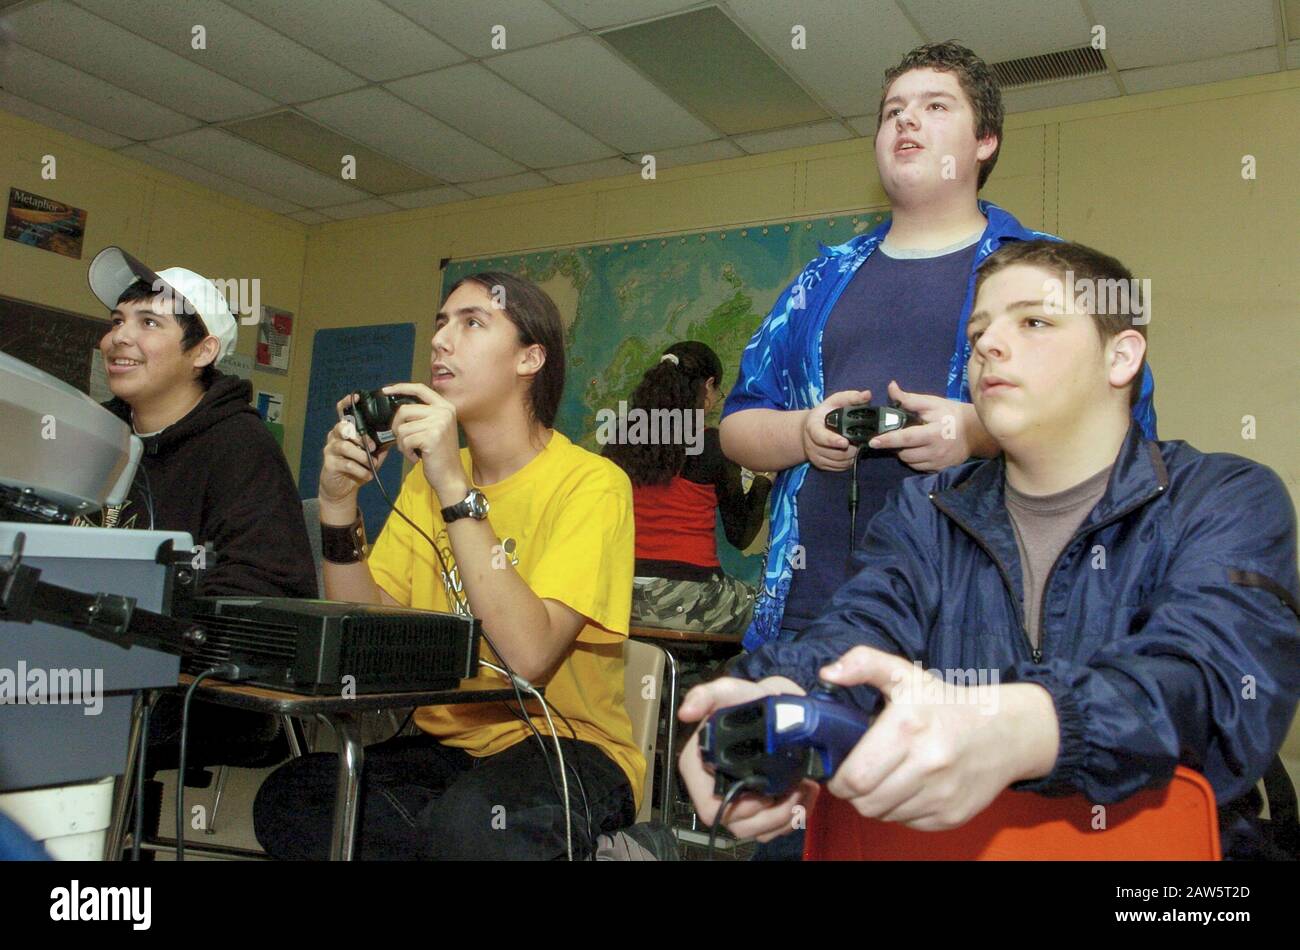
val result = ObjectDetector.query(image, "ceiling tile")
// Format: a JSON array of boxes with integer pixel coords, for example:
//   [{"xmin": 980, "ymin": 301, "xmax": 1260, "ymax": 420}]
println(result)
[
  {"xmin": 223, "ymin": 0, "xmax": 464, "ymax": 81},
  {"xmin": 897, "ymin": 0, "xmax": 1092, "ymax": 64},
  {"xmin": 386, "ymin": 186, "xmax": 472, "ymax": 209},
  {"xmin": 0, "ymin": 91, "xmax": 131, "ymax": 148},
  {"xmin": 547, "ymin": 0, "xmax": 701, "ymax": 30},
  {"xmin": 727, "ymin": 0, "xmax": 925, "ymax": 119},
  {"xmin": 387, "ymin": 63, "xmax": 616, "ymax": 167},
  {"xmin": 845, "ymin": 115, "xmax": 878, "ymax": 138},
  {"xmin": 0, "ymin": 42, "xmax": 199, "ymax": 139},
  {"xmin": 384, "ymin": 0, "xmax": 578, "ymax": 57},
  {"xmin": 316, "ymin": 198, "xmax": 401, "ymax": 220},
  {"xmin": 1121, "ymin": 47, "xmax": 1278, "ymax": 94},
  {"xmin": 650, "ymin": 138, "xmax": 744, "ymax": 169},
  {"xmin": 542, "ymin": 156, "xmax": 640, "ymax": 184},
  {"xmin": 299, "ymin": 86, "xmax": 524, "ymax": 182},
  {"xmin": 733, "ymin": 120, "xmax": 852, "ymax": 155},
  {"xmin": 4, "ymin": 1, "xmax": 274, "ymax": 121},
  {"xmin": 486, "ymin": 36, "xmax": 717, "ymax": 151},
  {"xmin": 1001, "ymin": 75, "xmax": 1122, "ymax": 114},
  {"xmin": 459, "ymin": 172, "xmax": 553, "ymax": 197},
  {"xmin": 118, "ymin": 143, "xmax": 304, "ymax": 214},
  {"xmin": 149, "ymin": 127, "xmax": 367, "ymax": 207},
  {"xmin": 1088, "ymin": 0, "xmax": 1277, "ymax": 70},
  {"xmin": 1289, "ymin": 43, "xmax": 1300, "ymax": 70},
  {"xmin": 71, "ymin": 0, "xmax": 365, "ymax": 102},
  {"xmin": 288, "ymin": 209, "xmax": 331, "ymax": 224}
]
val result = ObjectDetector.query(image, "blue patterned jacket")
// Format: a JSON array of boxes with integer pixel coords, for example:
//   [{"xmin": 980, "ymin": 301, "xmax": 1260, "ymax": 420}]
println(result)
[{"xmin": 721, "ymin": 201, "xmax": 1158, "ymax": 650}]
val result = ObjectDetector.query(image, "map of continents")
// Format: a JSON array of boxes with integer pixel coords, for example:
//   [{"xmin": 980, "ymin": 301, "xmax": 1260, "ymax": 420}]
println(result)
[{"xmin": 442, "ymin": 211, "xmax": 888, "ymax": 582}]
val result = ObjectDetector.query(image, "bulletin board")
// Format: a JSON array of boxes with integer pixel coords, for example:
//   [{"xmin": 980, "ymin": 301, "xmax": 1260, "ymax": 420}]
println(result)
[{"xmin": 299, "ymin": 323, "xmax": 416, "ymax": 536}]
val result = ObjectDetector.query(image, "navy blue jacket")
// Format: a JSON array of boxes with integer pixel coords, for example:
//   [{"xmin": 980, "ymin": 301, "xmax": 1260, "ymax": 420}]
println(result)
[{"xmin": 738, "ymin": 424, "xmax": 1300, "ymax": 834}]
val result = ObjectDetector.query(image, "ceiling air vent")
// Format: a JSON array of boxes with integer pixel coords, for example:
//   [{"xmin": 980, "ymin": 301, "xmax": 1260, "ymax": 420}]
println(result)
[{"xmin": 993, "ymin": 46, "xmax": 1107, "ymax": 88}]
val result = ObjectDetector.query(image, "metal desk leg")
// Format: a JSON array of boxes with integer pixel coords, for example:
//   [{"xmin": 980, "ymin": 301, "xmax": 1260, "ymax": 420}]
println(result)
[
  {"xmin": 103, "ymin": 689, "xmax": 151, "ymax": 861},
  {"xmin": 327, "ymin": 713, "xmax": 365, "ymax": 861},
  {"xmin": 661, "ymin": 648, "xmax": 679, "ymax": 825}
]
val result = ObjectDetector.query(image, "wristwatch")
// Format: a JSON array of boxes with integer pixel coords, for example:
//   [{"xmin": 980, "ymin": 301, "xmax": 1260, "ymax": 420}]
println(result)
[{"xmin": 441, "ymin": 487, "xmax": 489, "ymax": 524}]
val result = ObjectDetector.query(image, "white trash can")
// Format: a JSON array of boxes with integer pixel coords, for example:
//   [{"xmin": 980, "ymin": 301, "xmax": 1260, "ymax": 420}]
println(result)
[{"xmin": 0, "ymin": 776, "xmax": 115, "ymax": 860}]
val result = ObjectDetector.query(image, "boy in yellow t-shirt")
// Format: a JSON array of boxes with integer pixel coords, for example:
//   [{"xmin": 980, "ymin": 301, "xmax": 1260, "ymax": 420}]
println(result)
[{"xmin": 254, "ymin": 273, "xmax": 641, "ymax": 860}]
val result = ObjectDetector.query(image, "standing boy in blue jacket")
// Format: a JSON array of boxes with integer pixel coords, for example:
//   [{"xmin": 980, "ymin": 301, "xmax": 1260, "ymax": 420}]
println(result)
[{"xmin": 681, "ymin": 239, "xmax": 1300, "ymax": 859}]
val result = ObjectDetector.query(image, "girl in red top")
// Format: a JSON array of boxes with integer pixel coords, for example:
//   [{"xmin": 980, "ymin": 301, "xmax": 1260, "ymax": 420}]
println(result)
[{"xmin": 603, "ymin": 342, "xmax": 772, "ymax": 635}]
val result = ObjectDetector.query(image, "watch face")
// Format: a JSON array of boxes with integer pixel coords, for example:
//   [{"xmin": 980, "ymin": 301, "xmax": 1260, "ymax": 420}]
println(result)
[{"xmin": 467, "ymin": 489, "xmax": 489, "ymax": 519}]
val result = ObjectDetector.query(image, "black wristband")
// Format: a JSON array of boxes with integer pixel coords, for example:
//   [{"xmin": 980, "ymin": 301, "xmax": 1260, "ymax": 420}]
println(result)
[{"xmin": 321, "ymin": 515, "xmax": 367, "ymax": 564}]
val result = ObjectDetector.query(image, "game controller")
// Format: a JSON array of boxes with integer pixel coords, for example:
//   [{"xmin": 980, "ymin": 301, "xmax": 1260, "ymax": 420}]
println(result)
[
  {"xmin": 699, "ymin": 683, "xmax": 874, "ymax": 797},
  {"xmin": 825, "ymin": 403, "xmax": 919, "ymax": 446},
  {"xmin": 342, "ymin": 389, "xmax": 420, "ymax": 455}
]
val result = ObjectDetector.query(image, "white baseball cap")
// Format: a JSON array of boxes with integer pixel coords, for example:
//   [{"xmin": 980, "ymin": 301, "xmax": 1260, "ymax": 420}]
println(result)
[{"xmin": 88, "ymin": 246, "xmax": 238, "ymax": 361}]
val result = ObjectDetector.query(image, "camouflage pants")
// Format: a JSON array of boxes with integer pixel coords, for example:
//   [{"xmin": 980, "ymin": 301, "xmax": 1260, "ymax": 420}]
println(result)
[{"xmin": 631, "ymin": 573, "xmax": 756, "ymax": 636}]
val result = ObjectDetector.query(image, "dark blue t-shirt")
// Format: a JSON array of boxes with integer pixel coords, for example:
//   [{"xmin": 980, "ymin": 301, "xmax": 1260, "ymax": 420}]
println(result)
[{"xmin": 782, "ymin": 236, "xmax": 980, "ymax": 630}]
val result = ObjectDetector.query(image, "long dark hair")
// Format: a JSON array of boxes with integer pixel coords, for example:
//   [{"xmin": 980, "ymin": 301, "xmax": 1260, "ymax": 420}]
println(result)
[
  {"xmin": 603, "ymin": 341, "xmax": 722, "ymax": 487},
  {"xmin": 443, "ymin": 271, "xmax": 566, "ymax": 428}
]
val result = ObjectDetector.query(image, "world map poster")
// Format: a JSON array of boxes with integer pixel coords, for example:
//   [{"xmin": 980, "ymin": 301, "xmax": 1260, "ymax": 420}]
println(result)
[{"xmin": 442, "ymin": 209, "xmax": 889, "ymax": 583}]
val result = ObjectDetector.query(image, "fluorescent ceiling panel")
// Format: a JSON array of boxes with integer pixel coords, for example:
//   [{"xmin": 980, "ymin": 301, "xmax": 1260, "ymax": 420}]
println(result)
[
  {"xmin": 72, "ymin": 0, "xmax": 364, "ymax": 102},
  {"xmin": 223, "ymin": 0, "xmax": 463, "ymax": 81},
  {"xmin": 486, "ymin": 36, "xmax": 717, "ymax": 151},
  {"xmin": 4, "ymin": 1, "xmax": 274, "ymax": 121},
  {"xmin": 0, "ymin": 43, "xmax": 198, "ymax": 139},
  {"xmin": 384, "ymin": 0, "xmax": 578, "ymax": 57},
  {"xmin": 149, "ymin": 127, "xmax": 367, "ymax": 207},
  {"xmin": 387, "ymin": 62, "xmax": 614, "ymax": 168},
  {"xmin": 599, "ymin": 6, "xmax": 828, "ymax": 135},
  {"xmin": 299, "ymin": 86, "xmax": 525, "ymax": 182},
  {"xmin": 223, "ymin": 111, "xmax": 444, "ymax": 195}
]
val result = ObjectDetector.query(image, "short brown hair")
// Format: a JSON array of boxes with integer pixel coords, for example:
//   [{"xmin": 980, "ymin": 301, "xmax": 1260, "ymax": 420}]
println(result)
[
  {"xmin": 974, "ymin": 240, "xmax": 1148, "ymax": 406},
  {"xmin": 442, "ymin": 271, "xmax": 566, "ymax": 429},
  {"xmin": 877, "ymin": 41, "xmax": 1003, "ymax": 190}
]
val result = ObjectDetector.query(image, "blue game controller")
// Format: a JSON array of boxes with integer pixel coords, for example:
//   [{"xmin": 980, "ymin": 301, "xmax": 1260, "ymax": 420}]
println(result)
[{"xmin": 699, "ymin": 683, "xmax": 875, "ymax": 797}]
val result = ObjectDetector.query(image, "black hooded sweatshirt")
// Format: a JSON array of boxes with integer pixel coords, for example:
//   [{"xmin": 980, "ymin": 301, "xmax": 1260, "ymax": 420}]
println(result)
[{"xmin": 99, "ymin": 371, "xmax": 317, "ymax": 599}]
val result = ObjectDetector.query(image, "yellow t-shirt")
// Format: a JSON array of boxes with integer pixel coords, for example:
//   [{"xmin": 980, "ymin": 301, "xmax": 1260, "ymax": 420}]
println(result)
[{"xmin": 366, "ymin": 430, "xmax": 644, "ymax": 808}]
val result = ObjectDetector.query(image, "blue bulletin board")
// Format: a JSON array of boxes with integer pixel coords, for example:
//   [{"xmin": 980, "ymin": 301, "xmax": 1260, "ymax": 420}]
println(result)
[{"xmin": 300, "ymin": 323, "xmax": 416, "ymax": 536}]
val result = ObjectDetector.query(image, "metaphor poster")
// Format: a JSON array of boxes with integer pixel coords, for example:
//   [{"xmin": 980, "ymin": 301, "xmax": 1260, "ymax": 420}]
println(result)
[{"xmin": 4, "ymin": 188, "xmax": 87, "ymax": 259}]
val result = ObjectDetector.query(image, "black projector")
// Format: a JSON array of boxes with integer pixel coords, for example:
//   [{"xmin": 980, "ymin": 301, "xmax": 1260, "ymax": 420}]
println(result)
[{"xmin": 179, "ymin": 597, "xmax": 481, "ymax": 695}]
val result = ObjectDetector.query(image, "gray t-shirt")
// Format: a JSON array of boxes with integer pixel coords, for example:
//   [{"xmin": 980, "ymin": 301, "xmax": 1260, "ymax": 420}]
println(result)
[{"xmin": 1004, "ymin": 465, "xmax": 1113, "ymax": 650}]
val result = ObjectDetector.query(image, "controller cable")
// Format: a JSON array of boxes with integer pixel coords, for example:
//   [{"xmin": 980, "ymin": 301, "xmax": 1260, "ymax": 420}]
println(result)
[{"xmin": 709, "ymin": 776, "xmax": 764, "ymax": 860}]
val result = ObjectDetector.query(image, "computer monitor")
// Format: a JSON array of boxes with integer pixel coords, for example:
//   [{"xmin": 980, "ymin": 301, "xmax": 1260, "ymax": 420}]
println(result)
[{"xmin": 0, "ymin": 350, "xmax": 141, "ymax": 523}]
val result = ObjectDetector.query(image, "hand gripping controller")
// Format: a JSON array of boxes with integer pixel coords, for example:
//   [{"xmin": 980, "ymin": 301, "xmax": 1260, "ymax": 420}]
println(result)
[
  {"xmin": 699, "ymin": 684, "xmax": 874, "ymax": 797},
  {"xmin": 824, "ymin": 403, "xmax": 918, "ymax": 445}
]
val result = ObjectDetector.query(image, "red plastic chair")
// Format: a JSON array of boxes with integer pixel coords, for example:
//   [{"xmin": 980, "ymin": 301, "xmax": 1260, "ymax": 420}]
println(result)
[{"xmin": 803, "ymin": 766, "xmax": 1220, "ymax": 860}]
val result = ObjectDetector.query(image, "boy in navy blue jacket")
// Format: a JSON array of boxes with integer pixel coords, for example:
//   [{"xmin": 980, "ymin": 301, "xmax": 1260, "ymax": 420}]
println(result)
[{"xmin": 680, "ymin": 240, "xmax": 1299, "ymax": 858}]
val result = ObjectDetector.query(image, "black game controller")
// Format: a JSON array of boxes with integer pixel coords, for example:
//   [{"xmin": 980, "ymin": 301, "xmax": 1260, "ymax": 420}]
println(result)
[
  {"xmin": 699, "ymin": 683, "xmax": 874, "ymax": 797},
  {"xmin": 342, "ymin": 389, "xmax": 420, "ymax": 455},
  {"xmin": 825, "ymin": 403, "xmax": 919, "ymax": 446}
]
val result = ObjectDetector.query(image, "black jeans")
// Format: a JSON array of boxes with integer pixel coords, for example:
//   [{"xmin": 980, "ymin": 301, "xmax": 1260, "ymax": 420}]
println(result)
[{"xmin": 253, "ymin": 732, "xmax": 635, "ymax": 860}]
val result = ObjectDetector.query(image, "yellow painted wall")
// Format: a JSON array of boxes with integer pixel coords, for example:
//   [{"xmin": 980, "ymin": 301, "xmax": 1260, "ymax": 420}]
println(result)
[{"xmin": 0, "ymin": 110, "xmax": 308, "ymax": 416}]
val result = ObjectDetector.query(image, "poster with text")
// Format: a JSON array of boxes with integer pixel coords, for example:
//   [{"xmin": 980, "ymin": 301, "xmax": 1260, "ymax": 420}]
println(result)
[
  {"xmin": 256, "ymin": 305, "xmax": 293, "ymax": 373},
  {"xmin": 4, "ymin": 188, "xmax": 87, "ymax": 259}
]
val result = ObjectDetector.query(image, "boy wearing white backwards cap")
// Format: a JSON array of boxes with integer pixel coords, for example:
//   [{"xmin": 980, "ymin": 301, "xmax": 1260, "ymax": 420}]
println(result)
[{"xmin": 87, "ymin": 245, "xmax": 314, "ymax": 598}]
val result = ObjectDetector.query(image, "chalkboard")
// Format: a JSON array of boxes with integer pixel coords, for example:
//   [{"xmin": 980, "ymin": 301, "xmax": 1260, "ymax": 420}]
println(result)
[
  {"xmin": 299, "ymin": 323, "xmax": 416, "ymax": 536},
  {"xmin": 0, "ymin": 295, "xmax": 107, "ymax": 393}
]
